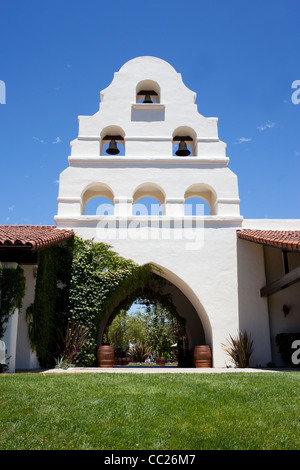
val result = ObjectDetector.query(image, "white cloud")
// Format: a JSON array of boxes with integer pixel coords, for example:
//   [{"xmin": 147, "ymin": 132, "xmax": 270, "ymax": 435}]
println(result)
[
  {"xmin": 52, "ymin": 137, "xmax": 61, "ymax": 144},
  {"xmin": 257, "ymin": 120, "xmax": 276, "ymax": 131},
  {"xmin": 33, "ymin": 136, "xmax": 45, "ymax": 143},
  {"xmin": 53, "ymin": 180, "xmax": 59, "ymax": 184},
  {"xmin": 235, "ymin": 137, "xmax": 252, "ymax": 144}
]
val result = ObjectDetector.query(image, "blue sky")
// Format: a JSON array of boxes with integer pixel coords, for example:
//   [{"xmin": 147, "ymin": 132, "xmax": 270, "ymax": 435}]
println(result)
[{"xmin": 0, "ymin": 0, "xmax": 299, "ymax": 225}]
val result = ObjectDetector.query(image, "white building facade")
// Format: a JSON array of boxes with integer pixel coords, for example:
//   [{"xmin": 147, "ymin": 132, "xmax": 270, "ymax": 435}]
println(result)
[{"xmin": 54, "ymin": 56, "xmax": 300, "ymax": 367}]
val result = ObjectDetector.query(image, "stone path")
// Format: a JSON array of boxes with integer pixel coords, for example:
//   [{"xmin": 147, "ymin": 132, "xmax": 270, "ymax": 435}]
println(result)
[{"xmin": 41, "ymin": 366, "xmax": 293, "ymax": 374}]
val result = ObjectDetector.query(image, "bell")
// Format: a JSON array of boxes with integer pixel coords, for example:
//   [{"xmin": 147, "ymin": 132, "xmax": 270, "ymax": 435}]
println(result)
[
  {"xmin": 106, "ymin": 139, "xmax": 120, "ymax": 155},
  {"xmin": 143, "ymin": 93, "xmax": 153, "ymax": 103},
  {"xmin": 175, "ymin": 141, "xmax": 191, "ymax": 156}
]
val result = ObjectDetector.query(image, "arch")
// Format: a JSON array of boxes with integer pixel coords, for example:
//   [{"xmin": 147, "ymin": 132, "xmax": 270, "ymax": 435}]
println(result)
[
  {"xmin": 84, "ymin": 197, "xmax": 114, "ymax": 216},
  {"xmin": 133, "ymin": 197, "xmax": 163, "ymax": 216},
  {"xmin": 100, "ymin": 125, "xmax": 125, "ymax": 156},
  {"xmin": 81, "ymin": 182, "xmax": 114, "ymax": 214},
  {"xmin": 172, "ymin": 126, "xmax": 197, "ymax": 156},
  {"xmin": 132, "ymin": 182, "xmax": 166, "ymax": 207},
  {"xmin": 97, "ymin": 263, "xmax": 212, "ymax": 358},
  {"xmin": 136, "ymin": 79, "xmax": 161, "ymax": 103},
  {"xmin": 184, "ymin": 183, "xmax": 218, "ymax": 215}
]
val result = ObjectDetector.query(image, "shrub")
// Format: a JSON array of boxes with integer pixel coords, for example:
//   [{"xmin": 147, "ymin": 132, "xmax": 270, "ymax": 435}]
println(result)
[
  {"xmin": 128, "ymin": 343, "xmax": 152, "ymax": 362},
  {"xmin": 222, "ymin": 330, "xmax": 253, "ymax": 368}
]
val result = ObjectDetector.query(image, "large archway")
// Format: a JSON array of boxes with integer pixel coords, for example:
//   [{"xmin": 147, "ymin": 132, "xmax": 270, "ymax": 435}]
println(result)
[{"xmin": 97, "ymin": 266, "xmax": 209, "ymax": 366}]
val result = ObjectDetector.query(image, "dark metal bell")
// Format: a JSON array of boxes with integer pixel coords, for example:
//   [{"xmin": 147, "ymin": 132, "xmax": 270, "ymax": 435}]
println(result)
[
  {"xmin": 143, "ymin": 93, "xmax": 153, "ymax": 103},
  {"xmin": 175, "ymin": 141, "xmax": 191, "ymax": 156},
  {"xmin": 106, "ymin": 139, "xmax": 120, "ymax": 155}
]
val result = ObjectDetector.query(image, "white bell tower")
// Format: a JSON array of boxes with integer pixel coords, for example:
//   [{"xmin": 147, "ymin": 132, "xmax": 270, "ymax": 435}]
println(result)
[{"xmin": 55, "ymin": 56, "xmax": 243, "ymax": 366}]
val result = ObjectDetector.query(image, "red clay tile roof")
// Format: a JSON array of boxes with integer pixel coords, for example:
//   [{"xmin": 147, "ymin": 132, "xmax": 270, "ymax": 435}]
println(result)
[
  {"xmin": 0, "ymin": 225, "xmax": 74, "ymax": 251},
  {"xmin": 237, "ymin": 229, "xmax": 300, "ymax": 251}
]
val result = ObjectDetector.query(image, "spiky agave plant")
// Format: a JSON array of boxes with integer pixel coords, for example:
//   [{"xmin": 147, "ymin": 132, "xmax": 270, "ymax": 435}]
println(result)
[
  {"xmin": 221, "ymin": 330, "xmax": 253, "ymax": 368},
  {"xmin": 128, "ymin": 343, "xmax": 152, "ymax": 362}
]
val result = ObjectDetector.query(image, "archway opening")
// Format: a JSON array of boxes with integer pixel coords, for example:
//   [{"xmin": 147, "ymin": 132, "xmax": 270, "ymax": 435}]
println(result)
[
  {"xmin": 133, "ymin": 197, "xmax": 163, "ymax": 216},
  {"xmin": 132, "ymin": 183, "xmax": 165, "ymax": 216},
  {"xmin": 172, "ymin": 126, "xmax": 197, "ymax": 157},
  {"xmin": 81, "ymin": 182, "xmax": 114, "ymax": 215},
  {"xmin": 184, "ymin": 197, "xmax": 210, "ymax": 216},
  {"xmin": 103, "ymin": 299, "xmax": 186, "ymax": 365},
  {"xmin": 100, "ymin": 271, "xmax": 206, "ymax": 367},
  {"xmin": 136, "ymin": 79, "xmax": 160, "ymax": 103},
  {"xmin": 184, "ymin": 183, "xmax": 217, "ymax": 216},
  {"xmin": 84, "ymin": 197, "xmax": 114, "ymax": 215},
  {"xmin": 100, "ymin": 125, "xmax": 125, "ymax": 156}
]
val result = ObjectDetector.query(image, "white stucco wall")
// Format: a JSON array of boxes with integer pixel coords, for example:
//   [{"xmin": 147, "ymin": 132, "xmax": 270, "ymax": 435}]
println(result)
[{"xmin": 15, "ymin": 265, "xmax": 40, "ymax": 370}]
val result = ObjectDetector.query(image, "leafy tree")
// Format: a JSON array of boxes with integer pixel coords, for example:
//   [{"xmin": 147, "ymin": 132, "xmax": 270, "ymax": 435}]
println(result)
[{"xmin": 105, "ymin": 301, "xmax": 182, "ymax": 361}]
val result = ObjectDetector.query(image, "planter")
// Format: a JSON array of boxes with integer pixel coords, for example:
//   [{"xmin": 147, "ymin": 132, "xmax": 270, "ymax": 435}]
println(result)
[
  {"xmin": 194, "ymin": 345, "xmax": 212, "ymax": 368},
  {"xmin": 156, "ymin": 357, "xmax": 166, "ymax": 366},
  {"xmin": 97, "ymin": 345, "xmax": 114, "ymax": 368}
]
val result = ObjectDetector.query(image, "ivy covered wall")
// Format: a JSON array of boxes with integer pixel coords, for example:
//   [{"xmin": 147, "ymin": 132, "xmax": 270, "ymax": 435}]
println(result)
[{"xmin": 27, "ymin": 236, "xmax": 155, "ymax": 367}]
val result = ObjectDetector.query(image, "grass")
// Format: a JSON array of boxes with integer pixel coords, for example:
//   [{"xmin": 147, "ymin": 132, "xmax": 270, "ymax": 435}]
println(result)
[{"xmin": 0, "ymin": 372, "xmax": 299, "ymax": 450}]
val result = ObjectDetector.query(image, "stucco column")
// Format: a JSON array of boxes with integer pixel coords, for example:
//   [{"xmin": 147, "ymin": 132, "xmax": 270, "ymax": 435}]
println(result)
[
  {"xmin": 165, "ymin": 198, "xmax": 185, "ymax": 217},
  {"xmin": 114, "ymin": 197, "xmax": 133, "ymax": 216}
]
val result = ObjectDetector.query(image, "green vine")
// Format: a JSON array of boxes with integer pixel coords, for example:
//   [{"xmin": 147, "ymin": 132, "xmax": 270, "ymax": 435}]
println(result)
[
  {"xmin": 67, "ymin": 237, "xmax": 155, "ymax": 366},
  {"xmin": 26, "ymin": 239, "xmax": 74, "ymax": 367},
  {"xmin": 0, "ymin": 264, "xmax": 26, "ymax": 340}
]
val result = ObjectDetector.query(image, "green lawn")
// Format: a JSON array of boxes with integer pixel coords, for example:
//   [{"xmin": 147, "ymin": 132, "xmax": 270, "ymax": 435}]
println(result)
[{"xmin": 0, "ymin": 372, "xmax": 299, "ymax": 450}]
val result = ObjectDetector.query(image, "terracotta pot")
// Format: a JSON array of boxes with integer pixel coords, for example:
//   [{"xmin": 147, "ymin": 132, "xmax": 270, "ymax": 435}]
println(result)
[
  {"xmin": 97, "ymin": 345, "xmax": 114, "ymax": 368},
  {"xmin": 194, "ymin": 345, "xmax": 212, "ymax": 368}
]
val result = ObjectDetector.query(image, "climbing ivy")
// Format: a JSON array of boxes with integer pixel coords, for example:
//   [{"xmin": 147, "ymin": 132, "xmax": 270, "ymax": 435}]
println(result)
[
  {"xmin": 67, "ymin": 237, "xmax": 154, "ymax": 366},
  {"xmin": 26, "ymin": 239, "xmax": 74, "ymax": 367},
  {"xmin": 0, "ymin": 264, "xmax": 26, "ymax": 340}
]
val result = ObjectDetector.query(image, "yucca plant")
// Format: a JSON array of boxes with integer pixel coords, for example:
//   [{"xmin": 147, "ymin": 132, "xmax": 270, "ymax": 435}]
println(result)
[
  {"xmin": 221, "ymin": 330, "xmax": 253, "ymax": 368},
  {"xmin": 128, "ymin": 343, "xmax": 152, "ymax": 362}
]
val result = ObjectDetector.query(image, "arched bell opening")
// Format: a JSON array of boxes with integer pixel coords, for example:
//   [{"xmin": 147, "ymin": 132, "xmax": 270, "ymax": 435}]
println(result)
[
  {"xmin": 136, "ymin": 79, "xmax": 161, "ymax": 104},
  {"xmin": 132, "ymin": 183, "xmax": 166, "ymax": 216},
  {"xmin": 133, "ymin": 197, "xmax": 163, "ymax": 216},
  {"xmin": 84, "ymin": 197, "xmax": 114, "ymax": 216},
  {"xmin": 184, "ymin": 197, "xmax": 211, "ymax": 216},
  {"xmin": 184, "ymin": 183, "xmax": 218, "ymax": 216},
  {"xmin": 100, "ymin": 126, "xmax": 125, "ymax": 156},
  {"xmin": 172, "ymin": 127, "xmax": 197, "ymax": 157},
  {"xmin": 81, "ymin": 182, "xmax": 114, "ymax": 215},
  {"xmin": 98, "ymin": 265, "xmax": 210, "ymax": 367}
]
